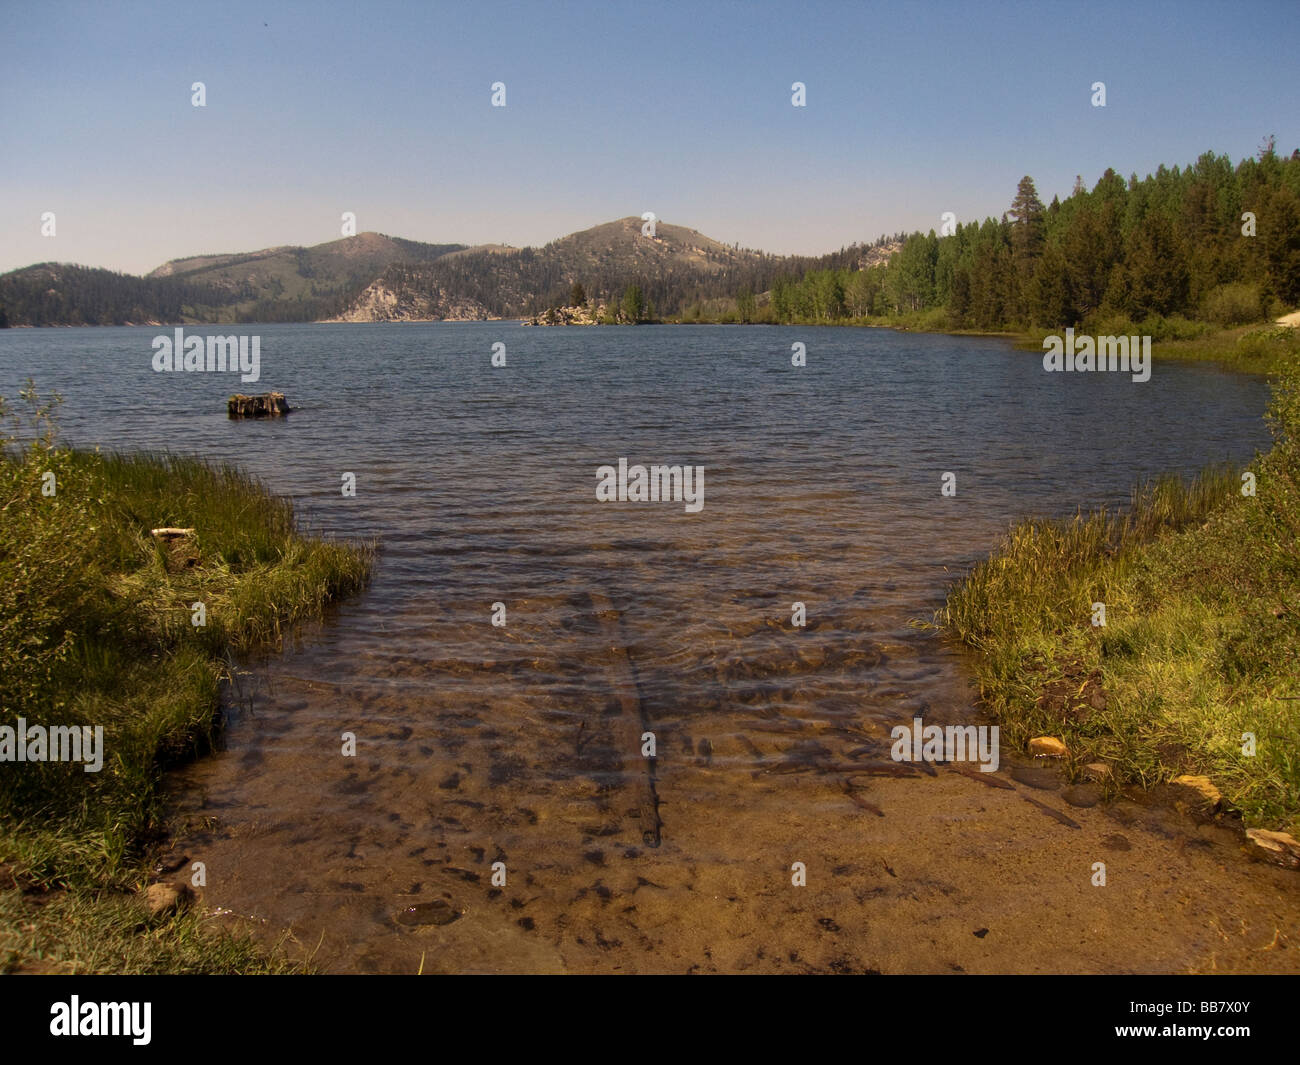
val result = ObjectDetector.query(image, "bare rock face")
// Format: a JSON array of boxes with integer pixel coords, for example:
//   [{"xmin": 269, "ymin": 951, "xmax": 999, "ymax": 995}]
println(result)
[
  {"xmin": 1245, "ymin": 829, "xmax": 1300, "ymax": 869},
  {"xmin": 327, "ymin": 280, "xmax": 493, "ymax": 322},
  {"xmin": 525, "ymin": 303, "xmax": 603, "ymax": 326},
  {"xmin": 1028, "ymin": 736, "xmax": 1068, "ymax": 758}
]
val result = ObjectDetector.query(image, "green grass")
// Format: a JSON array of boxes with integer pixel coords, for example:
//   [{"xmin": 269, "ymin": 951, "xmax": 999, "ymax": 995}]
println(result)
[
  {"xmin": 0, "ymin": 882, "xmax": 303, "ymax": 974},
  {"xmin": 0, "ymin": 383, "xmax": 371, "ymax": 972},
  {"xmin": 937, "ymin": 358, "xmax": 1300, "ymax": 833},
  {"xmin": 1015, "ymin": 320, "xmax": 1300, "ymax": 376}
]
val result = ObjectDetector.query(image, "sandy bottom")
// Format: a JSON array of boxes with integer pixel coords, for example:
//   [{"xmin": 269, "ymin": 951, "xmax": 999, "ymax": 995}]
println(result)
[{"xmin": 165, "ymin": 655, "xmax": 1299, "ymax": 974}]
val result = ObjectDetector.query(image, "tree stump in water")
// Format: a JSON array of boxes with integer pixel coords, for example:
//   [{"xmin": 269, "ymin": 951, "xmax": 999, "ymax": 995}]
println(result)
[{"xmin": 228, "ymin": 392, "xmax": 290, "ymax": 418}]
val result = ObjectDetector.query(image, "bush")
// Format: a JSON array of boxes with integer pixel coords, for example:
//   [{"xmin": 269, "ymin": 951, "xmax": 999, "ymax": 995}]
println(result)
[
  {"xmin": 1203, "ymin": 282, "xmax": 1264, "ymax": 327},
  {"xmin": 1237, "ymin": 324, "xmax": 1300, "ymax": 361}
]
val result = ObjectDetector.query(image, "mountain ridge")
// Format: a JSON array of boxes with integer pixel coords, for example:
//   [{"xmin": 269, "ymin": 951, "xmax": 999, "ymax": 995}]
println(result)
[{"xmin": 0, "ymin": 219, "xmax": 899, "ymax": 327}]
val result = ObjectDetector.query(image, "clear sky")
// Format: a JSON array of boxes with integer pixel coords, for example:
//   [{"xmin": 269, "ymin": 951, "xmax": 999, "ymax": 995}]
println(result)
[{"xmin": 2, "ymin": 0, "xmax": 1298, "ymax": 275}]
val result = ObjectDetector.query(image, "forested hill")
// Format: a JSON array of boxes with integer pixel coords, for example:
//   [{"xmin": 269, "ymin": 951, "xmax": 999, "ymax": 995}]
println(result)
[
  {"xmin": 761, "ymin": 145, "xmax": 1300, "ymax": 330},
  {"xmin": 0, "ymin": 221, "xmax": 898, "ymax": 327},
  {"xmin": 329, "ymin": 218, "xmax": 901, "ymax": 322},
  {"xmin": 0, "ymin": 233, "xmax": 468, "ymax": 326}
]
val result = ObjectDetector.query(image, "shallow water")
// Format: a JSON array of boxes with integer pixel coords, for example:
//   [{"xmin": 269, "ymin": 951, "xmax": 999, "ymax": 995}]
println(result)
[{"xmin": 0, "ymin": 323, "xmax": 1277, "ymax": 972}]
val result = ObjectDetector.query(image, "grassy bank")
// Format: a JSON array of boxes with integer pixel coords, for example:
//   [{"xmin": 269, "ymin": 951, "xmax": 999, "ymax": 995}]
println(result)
[
  {"xmin": 0, "ymin": 384, "xmax": 372, "ymax": 972},
  {"xmin": 938, "ymin": 359, "xmax": 1300, "ymax": 835},
  {"xmin": 668, "ymin": 306, "xmax": 1300, "ymax": 376}
]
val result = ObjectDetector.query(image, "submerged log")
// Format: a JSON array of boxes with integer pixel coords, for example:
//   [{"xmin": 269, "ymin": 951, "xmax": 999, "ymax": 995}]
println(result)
[
  {"xmin": 587, "ymin": 592, "xmax": 662, "ymax": 847},
  {"xmin": 227, "ymin": 392, "xmax": 290, "ymax": 418}
]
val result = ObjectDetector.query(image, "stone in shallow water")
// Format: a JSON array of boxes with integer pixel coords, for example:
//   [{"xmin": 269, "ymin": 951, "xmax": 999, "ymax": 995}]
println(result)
[
  {"xmin": 1010, "ymin": 764, "xmax": 1059, "ymax": 790},
  {"xmin": 1170, "ymin": 774, "xmax": 1221, "ymax": 809},
  {"xmin": 395, "ymin": 899, "xmax": 462, "ymax": 927},
  {"xmin": 1062, "ymin": 784, "xmax": 1102, "ymax": 808},
  {"xmin": 142, "ymin": 882, "xmax": 191, "ymax": 917},
  {"xmin": 1245, "ymin": 829, "xmax": 1300, "ymax": 869}
]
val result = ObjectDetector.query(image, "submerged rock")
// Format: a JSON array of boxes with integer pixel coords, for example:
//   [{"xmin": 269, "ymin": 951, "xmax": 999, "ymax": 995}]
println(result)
[
  {"xmin": 395, "ymin": 899, "xmax": 462, "ymax": 927},
  {"xmin": 1171, "ymin": 774, "xmax": 1221, "ymax": 809},
  {"xmin": 1062, "ymin": 783, "xmax": 1103, "ymax": 808},
  {"xmin": 1245, "ymin": 829, "xmax": 1300, "ymax": 869},
  {"xmin": 1010, "ymin": 764, "xmax": 1059, "ymax": 790}
]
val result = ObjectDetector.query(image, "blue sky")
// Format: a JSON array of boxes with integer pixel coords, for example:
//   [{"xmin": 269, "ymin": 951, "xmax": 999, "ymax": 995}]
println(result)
[{"xmin": 2, "ymin": 0, "xmax": 1297, "ymax": 274}]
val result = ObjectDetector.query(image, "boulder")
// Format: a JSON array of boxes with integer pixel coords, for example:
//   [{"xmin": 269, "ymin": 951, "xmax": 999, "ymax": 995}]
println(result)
[{"xmin": 142, "ymin": 881, "xmax": 192, "ymax": 917}]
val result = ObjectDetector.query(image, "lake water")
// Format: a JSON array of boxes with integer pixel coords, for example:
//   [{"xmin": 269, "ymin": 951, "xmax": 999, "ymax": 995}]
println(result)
[{"xmin": 0, "ymin": 323, "xmax": 1275, "ymax": 972}]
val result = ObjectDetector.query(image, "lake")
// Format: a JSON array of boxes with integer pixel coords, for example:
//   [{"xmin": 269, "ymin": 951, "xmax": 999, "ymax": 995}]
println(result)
[{"xmin": 0, "ymin": 323, "xmax": 1276, "ymax": 972}]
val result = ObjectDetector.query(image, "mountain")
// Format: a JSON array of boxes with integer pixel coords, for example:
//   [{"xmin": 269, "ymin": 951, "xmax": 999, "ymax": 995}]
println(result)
[
  {"xmin": 143, "ymin": 232, "xmax": 468, "ymax": 322},
  {"xmin": 328, "ymin": 218, "xmax": 896, "ymax": 322},
  {"xmin": 329, "ymin": 217, "xmax": 774, "ymax": 321},
  {"xmin": 0, "ymin": 220, "xmax": 898, "ymax": 326}
]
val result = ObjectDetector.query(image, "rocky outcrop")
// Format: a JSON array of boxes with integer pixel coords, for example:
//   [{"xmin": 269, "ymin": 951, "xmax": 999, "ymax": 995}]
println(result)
[
  {"xmin": 524, "ymin": 303, "xmax": 606, "ymax": 326},
  {"xmin": 326, "ymin": 279, "xmax": 494, "ymax": 323}
]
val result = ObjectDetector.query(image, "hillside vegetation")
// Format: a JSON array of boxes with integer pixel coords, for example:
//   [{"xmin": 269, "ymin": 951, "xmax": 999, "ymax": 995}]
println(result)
[{"xmin": 756, "ymin": 144, "xmax": 1300, "ymax": 336}]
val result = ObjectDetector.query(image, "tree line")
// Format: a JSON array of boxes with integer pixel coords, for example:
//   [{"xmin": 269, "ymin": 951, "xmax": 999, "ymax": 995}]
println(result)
[{"xmin": 756, "ymin": 143, "xmax": 1300, "ymax": 330}]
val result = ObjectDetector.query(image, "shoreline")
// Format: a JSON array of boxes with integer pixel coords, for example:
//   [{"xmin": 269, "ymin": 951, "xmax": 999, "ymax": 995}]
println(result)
[
  {"xmin": 935, "ymin": 359, "xmax": 1300, "ymax": 849},
  {"xmin": 0, "ymin": 418, "xmax": 372, "ymax": 974}
]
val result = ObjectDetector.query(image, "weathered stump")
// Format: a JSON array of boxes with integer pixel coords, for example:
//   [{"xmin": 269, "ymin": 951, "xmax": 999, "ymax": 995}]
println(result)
[{"xmin": 228, "ymin": 392, "xmax": 290, "ymax": 418}]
